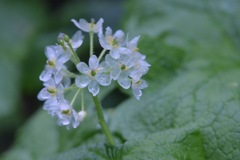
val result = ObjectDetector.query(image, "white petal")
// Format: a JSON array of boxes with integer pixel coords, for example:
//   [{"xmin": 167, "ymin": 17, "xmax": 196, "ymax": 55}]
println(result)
[
  {"xmin": 44, "ymin": 78, "xmax": 56, "ymax": 87},
  {"xmin": 72, "ymin": 110, "xmax": 80, "ymax": 128},
  {"xmin": 105, "ymin": 27, "xmax": 113, "ymax": 37},
  {"xmin": 110, "ymin": 49, "xmax": 120, "ymax": 59},
  {"xmin": 62, "ymin": 77, "xmax": 71, "ymax": 87},
  {"xmin": 76, "ymin": 62, "xmax": 90, "ymax": 74},
  {"xmin": 79, "ymin": 19, "xmax": 91, "ymax": 32},
  {"xmin": 105, "ymin": 54, "xmax": 118, "ymax": 68},
  {"xmin": 39, "ymin": 69, "xmax": 52, "ymax": 82},
  {"xmin": 38, "ymin": 88, "xmax": 51, "ymax": 100},
  {"xmin": 132, "ymin": 88, "xmax": 142, "ymax": 100},
  {"xmin": 88, "ymin": 80, "xmax": 100, "ymax": 96},
  {"xmin": 138, "ymin": 79, "xmax": 148, "ymax": 89},
  {"xmin": 93, "ymin": 18, "xmax": 104, "ymax": 33},
  {"xmin": 129, "ymin": 70, "xmax": 142, "ymax": 82},
  {"xmin": 75, "ymin": 75, "xmax": 91, "ymax": 88},
  {"xmin": 128, "ymin": 35, "xmax": 140, "ymax": 50},
  {"xmin": 71, "ymin": 30, "xmax": 84, "ymax": 49},
  {"xmin": 71, "ymin": 19, "xmax": 81, "ymax": 29},
  {"xmin": 54, "ymin": 71, "xmax": 63, "ymax": 84},
  {"xmin": 117, "ymin": 72, "xmax": 131, "ymax": 89},
  {"xmin": 110, "ymin": 68, "xmax": 121, "ymax": 80},
  {"xmin": 89, "ymin": 55, "xmax": 99, "ymax": 70},
  {"xmin": 57, "ymin": 53, "xmax": 70, "ymax": 65},
  {"xmin": 59, "ymin": 101, "xmax": 71, "ymax": 110},
  {"xmin": 45, "ymin": 46, "xmax": 57, "ymax": 60},
  {"xmin": 114, "ymin": 30, "xmax": 125, "ymax": 42},
  {"xmin": 96, "ymin": 73, "xmax": 112, "ymax": 86}
]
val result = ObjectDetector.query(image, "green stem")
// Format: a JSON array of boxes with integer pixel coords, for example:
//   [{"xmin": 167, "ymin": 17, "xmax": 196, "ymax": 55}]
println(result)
[
  {"xmin": 67, "ymin": 42, "xmax": 80, "ymax": 65},
  {"xmin": 70, "ymin": 88, "xmax": 81, "ymax": 106},
  {"xmin": 81, "ymin": 90, "xmax": 85, "ymax": 111},
  {"xmin": 89, "ymin": 31, "xmax": 94, "ymax": 56},
  {"xmin": 62, "ymin": 69, "xmax": 77, "ymax": 78},
  {"xmin": 98, "ymin": 49, "xmax": 107, "ymax": 61},
  {"xmin": 92, "ymin": 95, "xmax": 115, "ymax": 146}
]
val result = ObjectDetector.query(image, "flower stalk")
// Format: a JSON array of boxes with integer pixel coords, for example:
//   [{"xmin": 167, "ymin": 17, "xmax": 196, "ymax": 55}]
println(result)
[{"xmin": 92, "ymin": 95, "xmax": 115, "ymax": 146}]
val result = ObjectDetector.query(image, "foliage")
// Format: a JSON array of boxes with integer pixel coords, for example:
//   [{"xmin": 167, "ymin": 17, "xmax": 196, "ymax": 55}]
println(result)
[{"xmin": 1, "ymin": 0, "xmax": 240, "ymax": 160}]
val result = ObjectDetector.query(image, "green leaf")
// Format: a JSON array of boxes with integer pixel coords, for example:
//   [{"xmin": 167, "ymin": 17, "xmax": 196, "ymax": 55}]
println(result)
[
  {"xmin": 122, "ymin": 129, "xmax": 205, "ymax": 160},
  {"xmin": 108, "ymin": 0, "xmax": 240, "ymax": 159}
]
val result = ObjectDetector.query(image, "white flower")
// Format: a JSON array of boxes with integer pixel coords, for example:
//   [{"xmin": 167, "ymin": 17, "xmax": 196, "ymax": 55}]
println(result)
[
  {"xmin": 132, "ymin": 79, "xmax": 148, "ymax": 100},
  {"xmin": 58, "ymin": 30, "xmax": 84, "ymax": 49},
  {"xmin": 39, "ymin": 45, "xmax": 70, "ymax": 83},
  {"xmin": 105, "ymin": 54, "xmax": 135, "ymax": 89},
  {"xmin": 56, "ymin": 100, "xmax": 81, "ymax": 129},
  {"xmin": 75, "ymin": 55, "xmax": 112, "ymax": 96},
  {"xmin": 126, "ymin": 35, "xmax": 141, "ymax": 53},
  {"xmin": 71, "ymin": 18, "xmax": 104, "ymax": 33},
  {"xmin": 129, "ymin": 54, "xmax": 151, "ymax": 81},
  {"xmin": 99, "ymin": 27, "xmax": 127, "ymax": 59},
  {"xmin": 37, "ymin": 78, "xmax": 64, "ymax": 101}
]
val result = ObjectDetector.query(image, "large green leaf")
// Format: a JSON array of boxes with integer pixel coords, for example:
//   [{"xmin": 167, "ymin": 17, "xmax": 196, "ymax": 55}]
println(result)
[{"xmin": 108, "ymin": 0, "xmax": 240, "ymax": 159}]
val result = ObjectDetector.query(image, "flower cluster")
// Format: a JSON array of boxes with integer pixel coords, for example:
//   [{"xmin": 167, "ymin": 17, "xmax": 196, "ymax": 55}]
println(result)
[{"xmin": 38, "ymin": 18, "xmax": 150, "ymax": 128}]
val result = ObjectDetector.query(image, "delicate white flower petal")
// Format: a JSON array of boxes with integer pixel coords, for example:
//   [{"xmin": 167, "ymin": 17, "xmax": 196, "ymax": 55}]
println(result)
[
  {"xmin": 137, "ymin": 79, "xmax": 148, "ymax": 89},
  {"xmin": 72, "ymin": 110, "xmax": 80, "ymax": 128},
  {"xmin": 57, "ymin": 52, "xmax": 71, "ymax": 65},
  {"xmin": 38, "ymin": 88, "xmax": 51, "ymax": 100},
  {"xmin": 105, "ymin": 27, "xmax": 113, "ymax": 37},
  {"xmin": 71, "ymin": 30, "xmax": 84, "ymax": 48},
  {"xmin": 93, "ymin": 18, "xmax": 104, "ymax": 33},
  {"xmin": 132, "ymin": 88, "xmax": 142, "ymax": 100},
  {"xmin": 105, "ymin": 54, "xmax": 118, "ymax": 68},
  {"xmin": 117, "ymin": 73, "xmax": 131, "ymax": 89},
  {"xmin": 89, "ymin": 55, "xmax": 99, "ymax": 70},
  {"xmin": 96, "ymin": 73, "xmax": 112, "ymax": 86},
  {"xmin": 88, "ymin": 80, "xmax": 100, "ymax": 96},
  {"xmin": 79, "ymin": 19, "xmax": 91, "ymax": 32},
  {"xmin": 110, "ymin": 49, "xmax": 120, "ymax": 59},
  {"xmin": 114, "ymin": 30, "xmax": 125, "ymax": 43},
  {"xmin": 76, "ymin": 62, "xmax": 90, "ymax": 74},
  {"xmin": 110, "ymin": 68, "xmax": 121, "ymax": 80},
  {"xmin": 71, "ymin": 19, "xmax": 81, "ymax": 29},
  {"xmin": 75, "ymin": 75, "xmax": 91, "ymax": 88},
  {"xmin": 58, "ymin": 114, "xmax": 71, "ymax": 126},
  {"xmin": 39, "ymin": 69, "xmax": 52, "ymax": 82},
  {"xmin": 45, "ymin": 46, "xmax": 57, "ymax": 60},
  {"xmin": 54, "ymin": 71, "xmax": 63, "ymax": 84},
  {"xmin": 59, "ymin": 101, "xmax": 71, "ymax": 111},
  {"xmin": 62, "ymin": 77, "xmax": 71, "ymax": 87},
  {"xmin": 128, "ymin": 35, "xmax": 140, "ymax": 50},
  {"xmin": 129, "ymin": 70, "xmax": 142, "ymax": 82}
]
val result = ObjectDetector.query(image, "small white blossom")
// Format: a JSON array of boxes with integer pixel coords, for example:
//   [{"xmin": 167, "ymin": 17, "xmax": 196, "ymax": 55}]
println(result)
[
  {"xmin": 132, "ymin": 79, "xmax": 148, "ymax": 100},
  {"xmin": 71, "ymin": 18, "xmax": 104, "ymax": 33},
  {"xmin": 37, "ymin": 78, "xmax": 64, "ymax": 101},
  {"xmin": 58, "ymin": 30, "xmax": 84, "ymax": 49},
  {"xmin": 129, "ymin": 54, "xmax": 150, "ymax": 81},
  {"xmin": 56, "ymin": 100, "xmax": 81, "ymax": 129},
  {"xmin": 99, "ymin": 27, "xmax": 127, "ymax": 59},
  {"xmin": 39, "ymin": 45, "xmax": 70, "ymax": 84},
  {"xmin": 75, "ymin": 55, "xmax": 112, "ymax": 96},
  {"xmin": 105, "ymin": 54, "xmax": 135, "ymax": 89}
]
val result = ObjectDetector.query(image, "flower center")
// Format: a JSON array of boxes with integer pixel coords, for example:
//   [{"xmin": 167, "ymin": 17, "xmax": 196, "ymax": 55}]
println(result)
[
  {"xmin": 62, "ymin": 109, "xmax": 71, "ymax": 115},
  {"xmin": 112, "ymin": 39, "xmax": 117, "ymax": 47},
  {"xmin": 47, "ymin": 86, "xmax": 56, "ymax": 95},
  {"xmin": 91, "ymin": 70, "xmax": 97, "ymax": 76},
  {"xmin": 121, "ymin": 65, "xmax": 126, "ymax": 70},
  {"xmin": 47, "ymin": 60, "xmax": 55, "ymax": 67}
]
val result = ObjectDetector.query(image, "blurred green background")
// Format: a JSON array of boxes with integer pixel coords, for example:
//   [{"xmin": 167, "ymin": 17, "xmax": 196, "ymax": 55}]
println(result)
[{"xmin": 0, "ymin": 0, "xmax": 124, "ymax": 154}]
